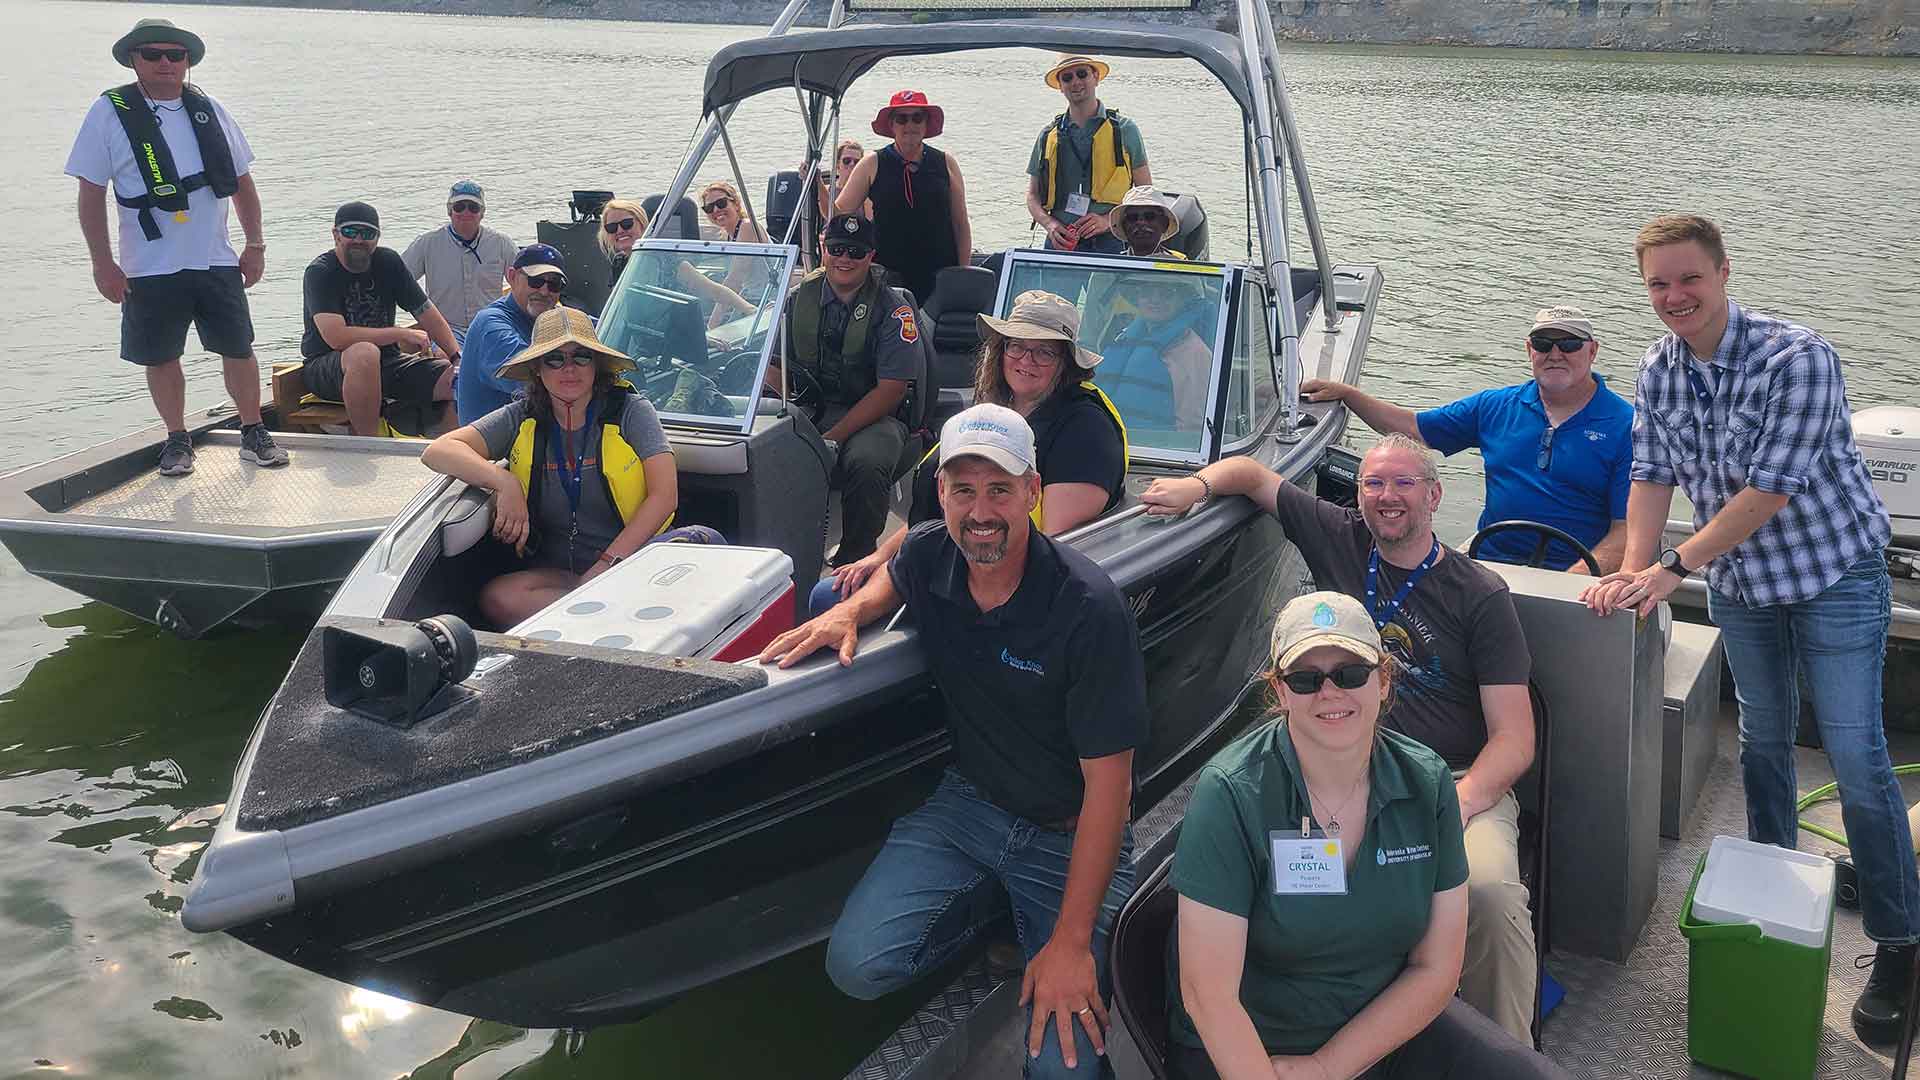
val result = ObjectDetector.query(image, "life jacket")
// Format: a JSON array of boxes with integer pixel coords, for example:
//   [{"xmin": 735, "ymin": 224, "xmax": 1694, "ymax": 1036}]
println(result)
[
  {"xmin": 1100, "ymin": 301, "xmax": 1214, "ymax": 431},
  {"xmin": 785, "ymin": 266, "xmax": 899, "ymax": 408},
  {"xmin": 1039, "ymin": 107, "xmax": 1135, "ymax": 213},
  {"xmin": 506, "ymin": 389, "xmax": 671, "ymax": 542},
  {"xmin": 915, "ymin": 382, "xmax": 1130, "ymax": 529},
  {"xmin": 100, "ymin": 83, "xmax": 240, "ymax": 242}
]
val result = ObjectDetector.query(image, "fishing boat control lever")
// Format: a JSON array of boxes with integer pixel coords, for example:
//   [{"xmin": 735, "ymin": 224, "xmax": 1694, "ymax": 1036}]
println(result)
[{"xmin": 321, "ymin": 615, "xmax": 478, "ymax": 727}]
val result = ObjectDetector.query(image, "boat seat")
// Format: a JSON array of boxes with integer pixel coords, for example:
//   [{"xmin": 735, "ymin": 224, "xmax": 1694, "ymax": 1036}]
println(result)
[
  {"xmin": 922, "ymin": 266, "xmax": 997, "ymax": 389},
  {"xmin": 272, "ymin": 361, "xmax": 351, "ymax": 433},
  {"xmin": 1110, "ymin": 846, "xmax": 1177, "ymax": 1079},
  {"xmin": 1165, "ymin": 191, "xmax": 1209, "ymax": 262}
]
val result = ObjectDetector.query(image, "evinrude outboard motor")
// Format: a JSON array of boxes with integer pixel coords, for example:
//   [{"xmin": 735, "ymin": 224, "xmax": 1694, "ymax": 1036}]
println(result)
[
  {"xmin": 1854, "ymin": 406, "xmax": 1920, "ymax": 582},
  {"xmin": 322, "ymin": 615, "xmax": 478, "ymax": 727},
  {"xmin": 539, "ymin": 189, "xmax": 618, "ymax": 316},
  {"xmin": 765, "ymin": 170, "xmax": 807, "ymax": 247}
]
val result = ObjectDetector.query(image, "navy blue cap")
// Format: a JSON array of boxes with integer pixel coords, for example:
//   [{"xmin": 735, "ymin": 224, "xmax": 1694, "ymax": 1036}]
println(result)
[
  {"xmin": 825, "ymin": 212, "xmax": 874, "ymax": 252},
  {"xmin": 513, "ymin": 243, "xmax": 566, "ymax": 277}
]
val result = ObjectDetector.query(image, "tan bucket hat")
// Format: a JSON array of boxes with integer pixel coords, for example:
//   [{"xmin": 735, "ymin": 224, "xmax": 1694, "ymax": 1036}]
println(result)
[
  {"xmin": 1044, "ymin": 54, "xmax": 1111, "ymax": 89},
  {"xmin": 1270, "ymin": 591, "xmax": 1383, "ymax": 670},
  {"xmin": 496, "ymin": 306, "xmax": 636, "ymax": 382},
  {"xmin": 1107, "ymin": 186, "xmax": 1180, "ymax": 241},
  {"xmin": 977, "ymin": 290, "xmax": 1102, "ymax": 370}
]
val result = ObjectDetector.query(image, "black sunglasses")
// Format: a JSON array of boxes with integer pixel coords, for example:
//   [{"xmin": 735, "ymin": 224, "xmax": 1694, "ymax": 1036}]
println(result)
[
  {"xmin": 1528, "ymin": 334, "xmax": 1587, "ymax": 354},
  {"xmin": 449, "ymin": 201, "xmax": 482, "ymax": 214},
  {"xmin": 892, "ymin": 111, "xmax": 927, "ymax": 124},
  {"xmin": 524, "ymin": 274, "xmax": 566, "ymax": 292},
  {"xmin": 1279, "ymin": 662, "xmax": 1378, "ymax": 695},
  {"xmin": 824, "ymin": 242, "xmax": 872, "ymax": 259},
  {"xmin": 838, "ymin": 155, "xmax": 861, "ymax": 168},
  {"xmin": 539, "ymin": 351, "xmax": 595, "ymax": 369},
  {"xmin": 338, "ymin": 225, "xmax": 378, "ymax": 242},
  {"xmin": 136, "ymin": 47, "xmax": 190, "ymax": 63},
  {"xmin": 701, "ymin": 196, "xmax": 732, "ymax": 215},
  {"xmin": 602, "ymin": 217, "xmax": 638, "ymax": 234},
  {"xmin": 1059, "ymin": 67, "xmax": 1095, "ymax": 83}
]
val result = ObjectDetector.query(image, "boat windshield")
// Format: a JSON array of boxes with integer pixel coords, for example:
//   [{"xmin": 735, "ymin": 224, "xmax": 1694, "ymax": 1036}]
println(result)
[
  {"xmin": 596, "ymin": 240, "xmax": 796, "ymax": 434},
  {"xmin": 1001, "ymin": 256, "xmax": 1230, "ymax": 460}
]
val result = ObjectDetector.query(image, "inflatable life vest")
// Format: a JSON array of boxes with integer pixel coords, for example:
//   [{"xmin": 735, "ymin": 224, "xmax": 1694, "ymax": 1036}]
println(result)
[
  {"xmin": 786, "ymin": 267, "xmax": 904, "ymax": 408},
  {"xmin": 1100, "ymin": 302, "xmax": 1214, "ymax": 431},
  {"xmin": 916, "ymin": 381, "xmax": 1130, "ymax": 528},
  {"xmin": 1039, "ymin": 108, "xmax": 1135, "ymax": 213},
  {"xmin": 507, "ymin": 389, "xmax": 671, "ymax": 538},
  {"xmin": 100, "ymin": 83, "xmax": 239, "ymax": 242}
]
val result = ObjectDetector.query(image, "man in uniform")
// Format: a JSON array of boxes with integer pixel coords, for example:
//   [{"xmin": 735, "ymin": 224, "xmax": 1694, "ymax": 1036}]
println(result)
[
  {"xmin": 1141, "ymin": 433, "xmax": 1540, "ymax": 1043},
  {"xmin": 1025, "ymin": 54, "xmax": 1152, "ymax": 256},
  {"xmin": 761, "ymin": 403, "xmax": 1147, "ymax": 1079},
  {"xmin": 401, "ymin": 180, "xmax": 517, "ymax": 342},
  {"xmin": 68, "ymin": 17, "xmax": 287, "ymax": 475},
  {"xmin": 456, "ymin": 244, "xmax": 566, "ymax": 424},
  {"xmin": 777, "ymin": 212, "xmax": 918, "ymax": 564}
]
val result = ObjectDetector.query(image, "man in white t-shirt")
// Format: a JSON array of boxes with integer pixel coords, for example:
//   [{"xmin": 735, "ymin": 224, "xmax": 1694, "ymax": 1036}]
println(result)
[
  {"xmin": 401, "ymin": 180, "xmax": 516, "ymax": 340},
  {"xmin": 66, "ymin": 18, "xmax": 286, "ymax": 477}
]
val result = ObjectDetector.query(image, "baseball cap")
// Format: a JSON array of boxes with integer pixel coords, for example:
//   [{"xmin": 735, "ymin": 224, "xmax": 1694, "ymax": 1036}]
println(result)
[
  {"xmin": 448, "ymin": 180, "xmax": 485, "ymax": 208},
  {"xmin": 334, "ymin": 201, "xmax": 380, "ymax": 234},
  {"xmin": 512, "ymin": 243, "xmax": 567, "ymax": 280},
  {"xmin": 1270, "ymin": 591, "xmax": 1382, "ymax": 670},
  {"xmin": 938, "ymin": 403, "xmax": 1036, "ymax": 477},
  {"xmin": 824, "ymin": 212, "xmax": 875, "ymax": 253},
  {"xmin": 1529, "ymin": 305, "xmax": 1596, "ymax": 341}
]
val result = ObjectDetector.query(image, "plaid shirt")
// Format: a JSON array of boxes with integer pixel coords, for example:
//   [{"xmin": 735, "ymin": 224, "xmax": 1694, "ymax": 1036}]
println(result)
[{"xmin": 1630, "ymin": 300, "xmax": 1889, "ymax": 607}]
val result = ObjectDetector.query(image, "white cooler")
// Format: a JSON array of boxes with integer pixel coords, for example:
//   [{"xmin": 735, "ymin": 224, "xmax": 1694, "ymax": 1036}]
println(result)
[{"xmin": 509, "ymin": 544, "xmax": 794, "ymax": 660}]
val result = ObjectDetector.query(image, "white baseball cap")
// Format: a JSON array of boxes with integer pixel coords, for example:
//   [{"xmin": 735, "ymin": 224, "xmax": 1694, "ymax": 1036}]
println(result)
[{"xmin": 939, "ymin": 403, "xmax": 1037, "ymax": 476}]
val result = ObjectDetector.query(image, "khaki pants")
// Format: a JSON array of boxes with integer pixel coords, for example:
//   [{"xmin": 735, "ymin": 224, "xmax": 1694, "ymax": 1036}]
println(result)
[{"xmin": 1461, "ymin": 789, "xmax": 1537, "ymax": 1043}]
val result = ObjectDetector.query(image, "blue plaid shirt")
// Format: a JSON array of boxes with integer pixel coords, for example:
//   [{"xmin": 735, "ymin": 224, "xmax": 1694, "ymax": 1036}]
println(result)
[{"xmin": 1630, "ymin": 300, "xmax": 1889, "ymax": 607}]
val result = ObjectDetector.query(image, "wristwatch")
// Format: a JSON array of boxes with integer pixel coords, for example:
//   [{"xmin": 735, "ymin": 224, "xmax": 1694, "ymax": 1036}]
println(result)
[{"xmin": 1658, "ymin": 547, "xmax": 1691, "ymax": 579}]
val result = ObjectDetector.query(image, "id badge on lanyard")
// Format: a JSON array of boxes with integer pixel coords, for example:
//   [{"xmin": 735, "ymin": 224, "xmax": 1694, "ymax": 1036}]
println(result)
[
  {"xmin": 1064, "ymin": 192, "xmax": 1092, "ymax": 218},
  {"xmin": 1270, "ymin": 827, "xmax": 1348, "ymax": 896}
]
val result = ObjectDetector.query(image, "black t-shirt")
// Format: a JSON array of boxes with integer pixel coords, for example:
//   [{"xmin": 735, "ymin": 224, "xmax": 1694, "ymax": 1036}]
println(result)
[
  {"xmin": 909, "ymin": 387, "xmax": 1126, "ymax": 525},
  {"xmin": 1271, "ymin": 483, "xmax": 1531, "ymax": 768},
  {"xmin": 300, "ymin": 247, "xmax": 432, "ymax": 358},
  {"xmin": 887, "ymin": 520, "xmax": 1149, "ymax": 823}
]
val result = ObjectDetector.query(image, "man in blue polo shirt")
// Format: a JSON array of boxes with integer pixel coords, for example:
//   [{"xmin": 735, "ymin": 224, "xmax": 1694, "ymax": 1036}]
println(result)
[
  {"xmin": 454, "ymin": 244, "xmax": 566, "ymax": 424},
  {"xmin": 1304, "ymin": 305, "xmax": 1633, "ymax": 573},
  {"xmin": 760, "ymin": 403, "xmax": 1148, "ymax": 1079}
]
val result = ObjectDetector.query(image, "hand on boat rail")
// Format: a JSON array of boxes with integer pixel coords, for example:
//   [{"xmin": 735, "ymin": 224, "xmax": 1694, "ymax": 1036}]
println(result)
[{"xmin": 1137, "ymin": 476, "xmax": 1211, "ymax": 520}]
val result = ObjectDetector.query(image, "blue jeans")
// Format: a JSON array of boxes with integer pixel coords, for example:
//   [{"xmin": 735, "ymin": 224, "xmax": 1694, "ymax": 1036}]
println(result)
[
  {"xmin": 1710, "ymin": 555, "xmax": 1920, "ymax": 943},
  {"xmin": 826, "ymin": 769, "xmax": 1137, "ymax": 1078},
  {"xmin": 808, "ymin": 576, "xmax": 848, "ymax": 619}
]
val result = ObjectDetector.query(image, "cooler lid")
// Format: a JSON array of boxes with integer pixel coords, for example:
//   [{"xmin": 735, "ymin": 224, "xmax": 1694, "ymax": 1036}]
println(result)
[
  {"xmin": 1692, "ymin": 835, "xmax": 1835, "ymax": 948},
  {"xmin": 509, "ymin": 545, "xmax": 793, "ymax": 656}
]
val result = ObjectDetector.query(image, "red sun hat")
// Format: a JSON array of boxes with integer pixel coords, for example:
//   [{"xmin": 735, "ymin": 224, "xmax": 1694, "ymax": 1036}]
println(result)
[{"xmin": 871, "ymin": 90, "xmax": 946, "ymax": 138}]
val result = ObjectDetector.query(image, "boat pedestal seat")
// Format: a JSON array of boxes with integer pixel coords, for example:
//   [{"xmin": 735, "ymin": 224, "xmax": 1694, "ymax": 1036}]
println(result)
[
  {"xmin": 508, "ymin": 544, "xmax": 795, "ymax": 662},
  {"xmin": 1662, "ymin": 618, "xmax": 1724, "ymax": 839}
]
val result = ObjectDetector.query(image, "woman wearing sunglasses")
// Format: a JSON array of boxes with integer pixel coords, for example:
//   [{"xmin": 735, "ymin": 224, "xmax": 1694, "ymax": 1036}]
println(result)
[
  {"xmin": 816, "ymin": 138, "xmax": 874, "ymax": 223},
  {"xmin": 1166, "ymin": 591, "xmax": 1567, "ymax": 1080},
  {"xmin": 596, "ymin": 196, "xmax": 756, "ymax": 326},
  {"xmin": 421, "ymin": 305, "xmax": 721, "ymax": 627},
  {"xmin": 696, "ymin": 180, "xmax": 776, "ymax": 312},
  {"xmin": 833, "ymin": 90, "xmax": 972, "ymax": 305}
]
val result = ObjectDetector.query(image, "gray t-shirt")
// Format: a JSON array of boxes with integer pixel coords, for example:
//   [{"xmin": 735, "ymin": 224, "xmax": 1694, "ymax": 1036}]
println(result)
[{"xmin": 471, "ymin": 392, "xmax": 674, "ymax": 570}]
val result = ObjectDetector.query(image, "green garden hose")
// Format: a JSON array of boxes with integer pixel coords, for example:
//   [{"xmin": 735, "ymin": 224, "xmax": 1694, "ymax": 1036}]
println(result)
[{"xmin": 1797, "ymin": 764, "xmax": 1920, "ymax": 846}]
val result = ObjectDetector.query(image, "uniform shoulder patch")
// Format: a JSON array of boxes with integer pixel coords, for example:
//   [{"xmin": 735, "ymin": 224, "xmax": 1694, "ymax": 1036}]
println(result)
[{"xmin": 893, "ymin": 304, "xmax": 919, "ymax": 344}]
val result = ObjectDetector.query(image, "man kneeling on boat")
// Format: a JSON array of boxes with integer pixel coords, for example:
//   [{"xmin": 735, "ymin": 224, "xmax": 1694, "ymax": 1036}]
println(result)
[
  {"xmin": 420, "ymin": 305, "xmax": 721, "ymax": 627},
  {"xmin": 761, "ymin": 404, "xmax": 1147, "ymax": 1079},
  {"xmin": 1141, "ymin": 434, "xmax": 1539, "ymax": 1044}
]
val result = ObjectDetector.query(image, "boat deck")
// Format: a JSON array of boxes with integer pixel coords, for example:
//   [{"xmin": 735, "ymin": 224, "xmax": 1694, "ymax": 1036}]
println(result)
[{"xmin": 854, "ymin": 708, "xmax": 1920, "ymax": 1080}]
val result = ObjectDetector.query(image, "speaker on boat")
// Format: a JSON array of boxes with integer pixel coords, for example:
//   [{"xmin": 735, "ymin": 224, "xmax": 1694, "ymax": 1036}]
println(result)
[{"xmin": 321, "ymin": 615, "xmax": 479, "ymax": 727}]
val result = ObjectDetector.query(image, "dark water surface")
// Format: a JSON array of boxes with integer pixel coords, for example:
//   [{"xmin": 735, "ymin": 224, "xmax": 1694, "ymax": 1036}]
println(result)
[{"xmin": 3, "ymin": 2, "xmax": 1917, "ymax": 1075}]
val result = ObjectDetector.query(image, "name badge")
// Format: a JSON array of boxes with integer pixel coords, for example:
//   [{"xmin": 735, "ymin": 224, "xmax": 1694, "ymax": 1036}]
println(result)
[
  {"xmin": 1271, "ymin": 829, "xmax": 1347, "ymax": 895},
  {"xmin": 1064, "ymin": 192, "xmax": 1092, "ymax": 218}
]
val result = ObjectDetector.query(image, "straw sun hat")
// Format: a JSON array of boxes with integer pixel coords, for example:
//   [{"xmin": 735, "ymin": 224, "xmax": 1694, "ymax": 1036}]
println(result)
[{"xmin": 495, "ymin": 306, "xmax": 635, "ymax": 382}]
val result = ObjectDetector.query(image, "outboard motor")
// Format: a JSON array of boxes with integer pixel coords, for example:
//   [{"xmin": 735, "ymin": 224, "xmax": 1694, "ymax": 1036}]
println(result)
[
  {"xmin": 538, "ymin": 189, "xmax": 618, "ymax": 316},
  {"xmin": 1854, "ymin": 406, "xmax": 1920, "ymax": 556},
  {"xmin": 764, "ymin": 170, "xmax": 808, "ymax": 247},
  {"xmin": 642, "ymin": 194, "xmax": 702, "ymax": 241},
  {"xmin": 1165, "ymin": 192, "xmax": 1209, "ymax": 262},
  {"xmin": 322, "ymin": 615, "xmax": 479, "ymax": 727}
]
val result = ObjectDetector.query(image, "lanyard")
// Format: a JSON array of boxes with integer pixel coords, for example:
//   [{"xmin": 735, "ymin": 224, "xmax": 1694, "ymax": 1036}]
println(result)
[
  {"xmin": 446, "ymin": 225, "xmax": 482, "ymax": 265},
  {"xmin": 1364, "ymin": 538, "xmax": 1441, "ymax": 630},
  {"xmin": 1683, "ymin": 362, "xmax": 1721, "ymax": 407},
  {"xmin": 548, "ymin": 403, "xmax": 597, "ymax": 517},
  {"xmin": 1060, "ymin": 113, "xmax": 1100, "ymax": 192}
]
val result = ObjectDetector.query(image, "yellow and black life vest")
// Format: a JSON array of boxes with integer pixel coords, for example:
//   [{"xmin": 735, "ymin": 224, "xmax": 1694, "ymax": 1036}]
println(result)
[
  {"xmin": 1039, "ymin": 108, "xmax": 1135, "ymax": 213},
  {"xmin": 786, "ymin": 267, "xmax": 894, "ymax": 408},
  {"xmin": 101, "ymin": 83, "xmax": 239, "ymax": 242},
  {"xmin": 506, "ymin": 390, "xmax": 671, "ymax": 538},
  {"xmin": 917, "ymin": 382, "xmax": 1131, "ymax": 529}
]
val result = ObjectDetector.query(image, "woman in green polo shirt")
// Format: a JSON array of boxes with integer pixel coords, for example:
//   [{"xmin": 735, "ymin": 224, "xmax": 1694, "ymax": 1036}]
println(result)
[{"xmin": 1167, "ymin": 591, "xmax": 1568, "ymax": 1080}]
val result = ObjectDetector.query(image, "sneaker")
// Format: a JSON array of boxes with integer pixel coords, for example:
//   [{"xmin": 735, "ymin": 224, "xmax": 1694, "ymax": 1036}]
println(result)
[
  {"xmin": 1852, "ymin": 941, "xmax": 1918, "ymax": 1043},
  {"xmin": 157, "ymin": 434, "xmax": 195, "ymax": 477},
  {"xmin": 239, "ymin": 424, "xmax": 290, "ymax": 467}
]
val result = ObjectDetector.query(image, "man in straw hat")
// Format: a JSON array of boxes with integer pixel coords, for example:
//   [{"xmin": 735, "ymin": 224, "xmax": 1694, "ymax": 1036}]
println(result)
[
  {"xmin": 1025, "ymin": 54, "xmax": 1152, "ymax": 256},
  {"xmin": 1107, "ymin": 186, "xmax": 1185, "ymax": 260},
  {"xmin": 67, "ymin": 16, "xmax": 285, "ymax": 476},
  {"xmin": 421, "ymin": 305, "xmax": 721, "ymax": 626},
  {"xmin": 762, "ymin": 403, "xmax": 1147, "ymax": 1079}
]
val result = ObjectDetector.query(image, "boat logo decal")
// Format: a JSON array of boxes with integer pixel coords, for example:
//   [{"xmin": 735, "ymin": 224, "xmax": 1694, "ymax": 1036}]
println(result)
[
  {"xmin": 999, "ymin": 649, "xmax": 1044, "ymax": 676},
  {"xmin": 1312, "ymin": 601, "xmax": 1337, "ymax": 627},
  {"xmin": 894, "ymin": 305, "xmax": 919, "ymax": 344}
]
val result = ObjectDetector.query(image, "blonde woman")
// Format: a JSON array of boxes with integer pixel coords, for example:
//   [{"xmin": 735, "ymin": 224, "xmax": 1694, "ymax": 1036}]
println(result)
[{"xmin": 598, "ymin": 196, "xmax": 755, "ymax": 323}]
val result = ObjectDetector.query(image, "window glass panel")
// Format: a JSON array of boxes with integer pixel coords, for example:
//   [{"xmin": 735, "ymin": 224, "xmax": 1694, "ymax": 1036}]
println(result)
[{"xmin": 1224, "ymin": 283, "xmax": 1279, "ymax": 442}]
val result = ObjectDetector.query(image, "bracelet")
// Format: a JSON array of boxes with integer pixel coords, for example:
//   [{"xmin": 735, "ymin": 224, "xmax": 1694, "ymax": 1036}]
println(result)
[
  {"xmin": 1195, "ymin": 473, "xmax": 1213, "ymax": 503},
  {"xmin": 243, "ymin": 241, "xmax": 266, "ymax": 251}
]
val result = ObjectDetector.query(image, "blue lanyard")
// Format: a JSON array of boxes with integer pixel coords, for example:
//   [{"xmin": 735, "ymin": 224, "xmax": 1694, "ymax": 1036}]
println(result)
[
  {"xmin": 446, "ymin": 225, "xmax": 483, "ymax": 265},
  {"xmin": 548, "ymin": 404, "xmax": 597, "ymax": 516},
  {"xmin": 1364, "ymin": 539, "xmax": 1441, "ymax": 630},
  {"xmin": 1683, "ymin": 363, "xmax": 1720, "ymax": 407}
]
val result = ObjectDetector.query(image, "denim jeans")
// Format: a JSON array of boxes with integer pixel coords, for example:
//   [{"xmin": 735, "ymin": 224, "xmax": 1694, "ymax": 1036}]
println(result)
[
  {"xmin": 826, "ymin": 768, "xmax": 1137, "ymax": 1079},
  {"xmin": 1709, "ymin": 555, "xmax": 1920, "ymax": 943},
  {"xmin": 807, "ymin": 576, "xmax": 846, "ymax": 620}
]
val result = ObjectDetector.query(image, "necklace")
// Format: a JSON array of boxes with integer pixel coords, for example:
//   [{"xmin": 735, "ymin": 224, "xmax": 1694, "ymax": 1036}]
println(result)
[{"xmin": 1304, "ymin": 758, "xmax": 1371, "ymax": 838}]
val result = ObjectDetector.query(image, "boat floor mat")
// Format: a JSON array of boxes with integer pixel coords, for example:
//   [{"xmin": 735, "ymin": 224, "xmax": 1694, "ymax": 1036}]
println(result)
[{"xmin": 238, "ymin": 622, "xmax": 766, "ymax": 833}]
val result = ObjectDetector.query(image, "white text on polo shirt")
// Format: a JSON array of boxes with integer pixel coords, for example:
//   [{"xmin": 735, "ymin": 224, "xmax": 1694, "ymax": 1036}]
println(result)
[
  {"xmin": 1000, "ymin": 649, "xmax": 1045, "ymax": 676},
  {"xmin": 1375, "ymin": 843, "xmax": 1433, "ymax": 866}
]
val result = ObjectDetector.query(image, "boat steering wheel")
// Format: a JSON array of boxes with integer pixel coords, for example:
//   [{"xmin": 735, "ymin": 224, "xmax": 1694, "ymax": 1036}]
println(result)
[
  {"xmin": 781, "ymin": 363, "xmax": 827, "ymax": 430},
  {"xmin": 1465, "ymin": 520, "xmax": 1602, "ymax": 577}
]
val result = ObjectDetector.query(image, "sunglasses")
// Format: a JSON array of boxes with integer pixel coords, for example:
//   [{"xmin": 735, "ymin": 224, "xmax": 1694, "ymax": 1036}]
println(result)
[
  {"xmin": 338, "ymin": 225, "xmax": 379, "ymax": 242},
  {"xmin": 524, "ymin": 274, "xmax": 566, "ymax": 292},
  {"xmin": 449, "ymin": 201, "xmax": 482, "ymax": 214},
  {"xmin": 839, "ymin": 155, "xmax": 861, "ymax": 168},
  {"xmin": 891, "ymin": 111, "xmax": 927, "ymax": 124},
  {"xmin": 1528, "ymin": 335, "xmax": 1587, "ymax": 354},
  {"xmin": 824, "ymin": 242, "xmax": 872, "ymax": 259},
  {"xmin": 603, "ymin": 217, "xmax": 638, "ymax": 235},
  {"xmin": 136, "ymin": 47, "xmax": 190, "ymax": 63},
  {"xmin": 700, "ymin": 197, "xmax": 732, "ymax": 215},
  {"xmin": 1279, "ymin": 662, "xmax": 1379, "ymax": 695},
  {"xmin": 1059, "ymin": 67, "xmax": 1095, "ymax": 83},
  {"xmin": 1121, "ymin": 212, "xmax": 1163, "ymax": 228},
  {"xmin": 1004, "ymin": 340, "xmax": 1064, "ymax": 364},
  {"xmin": 539, "ymin": 351, "xmax": 595, "ymax": 369},
  {"xmin": 1358, "ymin": 475, "xmax": 1428, "ymax": 494}
]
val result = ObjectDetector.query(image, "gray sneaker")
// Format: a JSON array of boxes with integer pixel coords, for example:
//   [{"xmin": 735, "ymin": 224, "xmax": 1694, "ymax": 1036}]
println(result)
[
  {"xmin": 240, "ymin": 424, "xmax": 290, "ymax": 468},
  {"xmin": 157, "ymin": 435, "xmax": 195, "ymax": 477}
]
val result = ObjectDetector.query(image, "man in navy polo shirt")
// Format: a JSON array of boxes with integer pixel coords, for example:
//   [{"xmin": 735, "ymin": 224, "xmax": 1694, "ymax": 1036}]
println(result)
[
  {"xmin": 455, "ymin": 244, "xmax": 566, "ymax": 424},
  {"xmin": 1304, "ymin": 305, "xmax": 1633, "ymax": 573},
  {"xmin": 761, "ymin": 403, "xmax": 1148, "ymax": 1079}
]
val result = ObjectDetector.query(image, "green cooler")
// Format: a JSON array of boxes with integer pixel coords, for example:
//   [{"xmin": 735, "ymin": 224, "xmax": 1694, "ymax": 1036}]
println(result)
[{"xmin": 1678, "ymin": 835, "xmax": 1837, "ymax": 1080}]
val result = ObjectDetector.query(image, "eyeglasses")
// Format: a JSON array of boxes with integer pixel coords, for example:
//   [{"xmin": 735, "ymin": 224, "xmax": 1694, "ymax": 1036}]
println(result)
[
  {"xmin": 1121, "ymin": 212, "xmax": 1162, "ymax": 229},
  {"xmin": 839, "ymin": 155, "xmax": 861, "ymax": 168},
  {"xmin": 449, "ymin": 201, "xmax": 482, "ymax": 214},
  {"xmin": 539, "ymin": 351, "xmax": 595, "ymax": 369},
  {"xmin": 136, "ymin": 47, "xmax": 190, "ymax": 63},
  {"xmin": 892, "ymin": 111, "xmax": 927, "ymax": 124},
  {"xmin": 824, "ymin": 242, "xmax": 872, "ymax": 259},
  {"xmin": 1059, "ymin": 67, "xmax": 1095, "ymax": 83},
  {"xmin": 700, "ymin": 197, "xmax": 732, "ymax": 215},
  {"xmin": 524, "ymin": 274, "xmax": 566, "ymax": 292},
  {"xmin": 602, "ymin": 217, "xmax": 638, "ymax": 235},
  {"xmin": 1279, "ymin": 662, "xmax": 1378, "ymax": 695},
  {"xmin": 1358, "ymin": 475, "xmax": 1429, "ymax": 494},
  {"xmin": 1004, "ymin": 340, "xmax": 1064, "ymax": 364},
  {"xmin": 1537, "ymin": 426, "xmax": 1556, "ymax": 471},
  {"xmin": 1528, "ymin": 335, "xmax": 1587, "ymax": 354},
  {"xmin": 338, "ymin": 225, "xmax": 379, "ymax": 242}
]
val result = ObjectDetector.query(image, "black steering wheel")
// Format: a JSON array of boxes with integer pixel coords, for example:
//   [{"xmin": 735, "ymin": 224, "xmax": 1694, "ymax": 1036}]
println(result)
[
  {"xmin": 1466, "ymin": 520, "xmax": 1602, "ymax": 577},
  {"xmin": 779, "ymin": 362, "xmax": 826, "ymax": 430}
]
